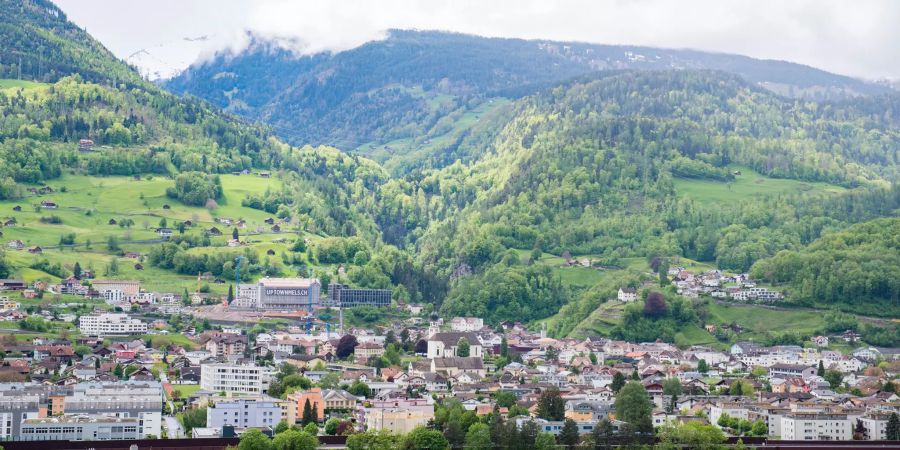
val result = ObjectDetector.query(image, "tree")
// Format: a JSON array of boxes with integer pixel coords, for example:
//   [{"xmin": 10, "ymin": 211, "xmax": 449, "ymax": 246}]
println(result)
[
  {"xmin": 592, "ymin": 419, "xmax": 614, "ymax": 450},
  {"xmin": 348, "ymin": 381, "xmax": 372, "ymax": 398},
  {"xmin": 303, "ymin": 422, "xmax": 319, "ymax": 436},
  {"xmin": 107, "ymin": 235, "xmax": 120, "ymax": 251},
  {"xmin": 325, "ymin": 418, "xmax": 341, "ymax": 435},
  {"xmin": 887, "ymin": 412, "xmax": 900, "ymax": 440},
  {"xmin": 275, "ymin": 421, "xmax": 290, "ymax": 434},
  {"xmin": 456, "ymin": 337, "xmax": 470, "ymax": 357},
  {"xmin": 336, "ymin": 334, "xmax": 359, "ymax": 359},
  {"xmin": 644, "ymin": 292, "xmax": 667, "ymax": 317},
  {"xmin": 233, "ymin": 227, "xmax": 239, "ymax": 240},
  {"xmin": 534, "ymin": 432, "xmax": 557, "ymax": 450},
  {"xmin": 697, "ymin": 359, "xmax": 709, "ymax": 373},
  {"xmin": 817, "ymin": 360, "xmax": 825, "ymax": 377},
  {"xmin": 824, "ymin": 370, "xmax": 843, "ymax": 390},
  {"xmin": 346, "ymin": 430, "xmax": 400, "ymax": 450},
  {"xmin": 402, "ymin": 426, "xmax": 449, "ymax": 450},
  {"xmin": 537, "ymin": 387, "xmax": 565, "ymax": 421},
  {"xmin": 500, "ymin": 336, "xmax": 509, "ymax": 358},
  {"xmin": 159, "ymin": 217, "xmax": 167, "ymax": 228},
  {"xmin": 272, "ymin": 429, "xmax": 317, "ymax": 450},
  {"xmin": 180, "ymin": 407, "xmax": 207, "ymax": 433},
  {"xmin": 609, "ymin": 371, "xmax": 627, "ymax": 393},
  {"xmin": 558, "ymin": 418, "xmax": 580, "ymax": 448},
  {"xmin": 239, "ymin": 428, "xmax": 273, "ymax": 450},
  {"xmin": 751, "ymin": 420, "xmax": 768, "ymax": 436},
  {"xmin": 73, "ymin": 261, "xmax": 82, "ymax": 279},
  {"xmin": 615, "ymin": 381, "xmax": 653, "ymax": 432},
  {"xmin": 301, "ymin": 399, "xmax": 318, "ymax": 424},
  {"xmin": 227, "ymin": 284, "xmax": 234, "ymax": 303},
  {"xmin": 658, "ymin": 421, "xmax": 726, "ymax": 450},
  {"xmin": 545, "ymin": 346, "xmax": 559, "ymax": 363},
  {"xmin": 663, "ymin": 378, "xmax": 683, "ymax": 396},
  {"xmin": 464, "ymin": 423, "xmax": 492, "ymax": 449}
]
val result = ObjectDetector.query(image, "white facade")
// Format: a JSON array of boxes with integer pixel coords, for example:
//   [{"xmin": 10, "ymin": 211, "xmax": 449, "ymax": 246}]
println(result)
[
  {"xmin": 859, "ymin": 415, "xmax": 889, "ymax": 440},
  {"xmin": 450, "ymin": 317, "xmax": 484, "ymax": 332},
  {"xmin": 617, "ymin": 288, "xmax": 637, "ymax": 302},
  {"xmin": 200, "ymin": 363, "xmax": 273, "ymax": 395},
  {"xmin": 78, "ymin": 313, "xmax": 147, "ymax": 337},
  {"xmin": 780, "ymin": 414, "xmax": 852, "ymax": 440},
  {"xmin": 207, "ymin": 397, "xmax": 283, "ymax": 429}
]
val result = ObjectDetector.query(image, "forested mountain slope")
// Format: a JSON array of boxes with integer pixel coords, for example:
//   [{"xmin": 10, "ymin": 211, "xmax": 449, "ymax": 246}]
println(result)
[
  {"xmin": 0, "ymin": 0, "xmax": 389, "ymax": 243},
  {"xmin": 398, "ymin": 71, "xmax": 900, "ymax": 319},
  {"xmin": 167, "ymin": 30, "xmax": 892, "ymax": 172}
]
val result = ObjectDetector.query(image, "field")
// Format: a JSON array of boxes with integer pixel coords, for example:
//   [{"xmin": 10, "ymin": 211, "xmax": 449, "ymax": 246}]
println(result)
[
  {"xmin": 705, "ymin": 302, "xmax": 827, "ymax": 340},
  {"xmin": 0, "ymin": 172, "xmax": 326, "ymax": 294},
  {"xmin": 0, "ymin": 79, "xmax": 47, "ymax": 90},
  {"xmin": 673, "ymin": 165, "xmax": 845, "ymax": 203}
]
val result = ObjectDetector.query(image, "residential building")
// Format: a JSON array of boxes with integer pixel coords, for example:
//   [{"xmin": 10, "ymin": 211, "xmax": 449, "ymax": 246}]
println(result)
[
  {"xmin": 204, "ymin": 333, "xmax": 248, "ymax": 358},
  {"xmin": 364, "ymin": 398, "xmax": 434, "ymax": 434},
  {"xmin": 206, "ymin": 396, "xmax": 283, "ymax": 429},
  {"xmin": 617, "ymin": 288, "xmax": 638, "ymax": 302},
  {"xmin": 354, "ymin": 342, "xmax": 385, "ymax": 361},
  {"xmin": 0, "ymin": 381, "xmax": 163, "ymax": 439},
  {"xmin": 200, "ymin": 363, "xmax": 273, "ymax": 395},
  {"xmin": 450, "ymin": 317, "xmax": 484, "ymax": 332},
  {"xmin": 20, "ymin": 414, "xmax": 142, "ymax": 441},
  {"xmin": 287, "ymin": 388, "xmax": 325, "ymax": 422},
  {"xmin": 769, "ymin": 363, "xmax": 817, "ymax": 380},
  {"xmin": 78, "ymin": 313, "xmax": 147, "ymax": 337},
  {"xmin": 91, "ymin": 280, "xmax": 140, "ymax": 298},
  {"xmin": 780, "ymin": 413, "xmax": 852, "ymax": 440}
]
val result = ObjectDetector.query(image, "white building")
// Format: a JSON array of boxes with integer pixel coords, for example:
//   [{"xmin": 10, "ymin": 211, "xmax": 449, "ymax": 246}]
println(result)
[
  {"xmin": 427, "ymin": 332, "xmax": 483, "ymax": 359},
  {"xmin": 450, "ymin": 317, "xmax": 484, "ymax": 332},
  {"xmin": 617, "ymin": 288, "xmax": 637, "ymax": 302},
  {"xmin": 78, "ymin": 313, "xmax": 147, "ymax": 337},
  {"xmin": 780, "ymin": 413, "xmax": 852, "ymax": 440},
  {"xmin": 235, "ymin": 278, "xmax": 322, "ymax": 312},
  {"xmin": 859, "ymin": 413, "xmax": 891, "ymax": 440},
  {"xmin": 200, "ymin": 363, "xmax": 274, "ymax": 395},
  {"xmin": 206, "ymin": 396, "xmax": 283, "ymax": 429}
]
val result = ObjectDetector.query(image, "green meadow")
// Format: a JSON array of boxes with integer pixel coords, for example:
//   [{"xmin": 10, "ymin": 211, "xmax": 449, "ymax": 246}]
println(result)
[
  {"xmin": 673, "ymin": 165, "xmax": 845, "ymax": 203},
  {"xmin": 0, "ymin": 172, "xmax": 332, "ymax": 295}
]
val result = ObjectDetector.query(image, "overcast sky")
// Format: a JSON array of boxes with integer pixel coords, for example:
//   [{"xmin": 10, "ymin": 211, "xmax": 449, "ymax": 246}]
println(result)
[{"xmin": 55, "ymin": 0, "xmax": 900, "ymax": 81}]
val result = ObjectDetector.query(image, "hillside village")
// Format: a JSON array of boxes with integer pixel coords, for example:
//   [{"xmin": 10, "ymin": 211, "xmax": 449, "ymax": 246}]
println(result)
[{"xmin": 0, "ymin": 269, "xmax": 896, "ymax": 445}]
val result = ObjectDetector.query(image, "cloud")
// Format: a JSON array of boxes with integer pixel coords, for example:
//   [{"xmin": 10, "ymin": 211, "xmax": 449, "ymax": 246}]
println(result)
[{"xmin": 54, "ymin": 0, "xmax": 900, "ymax": 80}]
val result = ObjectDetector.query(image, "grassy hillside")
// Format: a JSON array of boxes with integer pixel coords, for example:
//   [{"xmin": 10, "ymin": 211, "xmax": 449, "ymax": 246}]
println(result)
[
  {"xmin": 674, "ymin": 165, "xmax": 845, "ymax": 203},
  {"xmin": 0, "ymin": 172, "xmax": 336, "ymax": 294}
]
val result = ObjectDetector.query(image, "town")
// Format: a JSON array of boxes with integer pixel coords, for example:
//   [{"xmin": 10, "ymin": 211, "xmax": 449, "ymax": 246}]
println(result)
[{"xmin": 0, "ymin": 272, "xmax": 896, "ymax": 449}]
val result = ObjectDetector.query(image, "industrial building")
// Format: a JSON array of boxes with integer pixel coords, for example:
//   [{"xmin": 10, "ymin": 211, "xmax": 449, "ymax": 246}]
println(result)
[
  {"xmin": 234, "ymin": 277, "xmax": 321, "ymax": 312},
  {"xmin": 323, "ymin": 283, "xmax": 392, "ymax": 308}
]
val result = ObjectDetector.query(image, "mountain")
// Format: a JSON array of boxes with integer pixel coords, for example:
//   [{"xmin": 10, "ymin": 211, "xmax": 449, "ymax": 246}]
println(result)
[
  {"xmin": 2, "ymin": 3, "xmax": 898, "ymax": 333},
  {"xmin": 167, "ymin": 30, "xmax": 893, "ymax": 172}
]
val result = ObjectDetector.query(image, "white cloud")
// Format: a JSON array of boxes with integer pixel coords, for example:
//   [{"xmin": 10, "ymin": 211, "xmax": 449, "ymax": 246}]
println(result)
[{"xmin": 54, "ymin": 0, "xmax": 900, "ymax": 80}]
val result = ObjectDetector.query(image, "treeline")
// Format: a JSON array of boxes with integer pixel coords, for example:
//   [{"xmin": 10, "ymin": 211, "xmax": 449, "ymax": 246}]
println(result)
[
  {"xmin": 751, "ymin": 218, "xmax": 900, "ymax": 316},
  {"xmin": 147, "ymin": 243, "xmax": 260, "ymax": 279},
  {"xmin": 166, "ymin": 171, "xmax": 222, "ymax": 206}
]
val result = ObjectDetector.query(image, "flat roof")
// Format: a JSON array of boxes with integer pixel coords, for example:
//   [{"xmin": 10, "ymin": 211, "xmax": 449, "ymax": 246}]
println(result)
[{"xmin": 258, "ymin": 278, "xmax": 319, "ymax": 287}]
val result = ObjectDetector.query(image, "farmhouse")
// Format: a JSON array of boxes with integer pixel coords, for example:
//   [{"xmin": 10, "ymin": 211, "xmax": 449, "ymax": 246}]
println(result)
[
  {"xmin": 617, "ymin": 288, "xmax": 638, "ymax": 302},
  {"xmin": 40, "ymin": 200, "xmax": 57, "ymax": 209}
]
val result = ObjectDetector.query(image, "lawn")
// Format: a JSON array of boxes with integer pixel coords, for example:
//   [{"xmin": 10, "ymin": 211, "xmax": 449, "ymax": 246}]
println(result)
[
  {"xmin": 171, "ymin": 383, "xmax": 202, "ymax": 399},
  {"xmin": 673, "ymin": 165, "xmax": 845, "ymax": 203},
  {"xmin": 706, "ymin": 302, "xmax": 827, "ymax": 338},
  {"xmin": 1, "ymin": 172, "xmax": 302, "ymax": 295},
  {"xmin": 141, "ymin": 333, "xmax": 198, "ymax": 350},
  {"xmin": 0, "ymin": 79, "xmax": 47, "ymax": 90}
]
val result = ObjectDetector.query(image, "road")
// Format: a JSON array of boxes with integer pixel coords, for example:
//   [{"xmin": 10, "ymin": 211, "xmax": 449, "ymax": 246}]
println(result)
[{"xmin": 164, "ymin": 415, "xmax": 185, "ymax": 439}]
